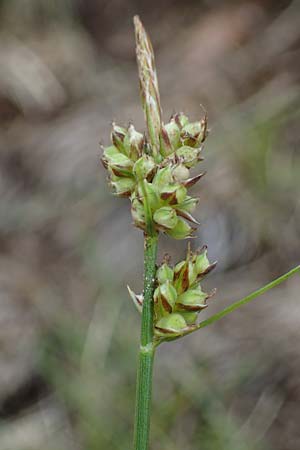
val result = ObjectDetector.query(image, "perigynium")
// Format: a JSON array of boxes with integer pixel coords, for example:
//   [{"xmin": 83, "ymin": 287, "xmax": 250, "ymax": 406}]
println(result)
[{"xmin": 101, "ymin": 15, "xmax": 300, "ymax": 450}]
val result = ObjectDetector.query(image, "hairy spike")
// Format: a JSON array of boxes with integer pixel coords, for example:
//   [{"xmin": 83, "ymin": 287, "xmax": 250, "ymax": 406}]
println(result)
[{"xmin": 134, "ymin": 16, "xmax": 162, "ymax": 159}]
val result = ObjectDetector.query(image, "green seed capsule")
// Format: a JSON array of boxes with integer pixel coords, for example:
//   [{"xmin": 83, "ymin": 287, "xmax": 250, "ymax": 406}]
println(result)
[
  {"xmin": 111, "ymin": 177, "xmax": 136, "ymax": 197},
  {"xmin": 188, "ymin": 260, "xmax": 197, "ymax": 286},
  {"xmin": 182, "ymin": 121, "xmax": 201, "ymax": 137},
  {"xmin": 138, "ymin": 181, "xmax": 160, "ymax": 211},
  {"xmin": 157, "ymin": 262, "xmax": 174, "ymax": 284},
  {"xmin": 160, "ymin": 126, "xmax": 173, "ymax": 157},
  {"xmin": 103, "ymin": 146, "xmax": 133, "ymax": 171},
  {"xmin": 133, "ymin": 155, "xmax": 155, "ymax": 180},
  {"xmin": 154, "ymin": 286, "xmax": 167, "ymax": 320},
  {"xmin": 176, "ymin": 146, "xmax": 201, "ymax": 168},
  {"xmin": 180, "ymin": 311, "xmax": 198, "ymax": 325},
  {"xmin": 159, "ymin": 183, "xmax": 178, "ymax": 202},
  {"xmin": 131, "ymin": 197, "xmax": 145, "ymax": 228},
  {"xmin": 111, "ymin": 124, "xmax": 127, "ymax": 154},
  {"xmin": 102, "ymin": 145, "xmax": 121, "ymax": 165},
  {"xmin": 163, "ymin": 120, "xmax": 181, "ymax": 150},
  {"xmin": 176, "ymin": 288, "xmax": 207, "ymax": 311},
  {"xmin": 173, "ymin": 259, "xmax": 189, "ymax": 293},
  {"xmin": 195, "ymin": 249, "xmax": 210, "ymax": 275},
  {"xmin": 181, "ymin": 115, "xmax": 208, "ymax": 146},
  {"xmin": 174, "ymin": 260, "xmax": 186, "ymax": 274},
  {"xmin": 159, "ymin": 183, "xmax": 186, "ymax": 205},
  {"xmin": 166, "ymin": 218, "xmax": 194, "ymax": 240},
  {"xmin": 173, "ymin": 112, "xmax": 189, "ymax": 128},
  {"xmin": 181, "ymin": 121, "xmax": 205, "ymax": 147},
  {"xmin": 159, "ymin": 281, "xmax": 178, "ymax": 311},
  {"xmin": 175, "ymin": 185, "xmax": 187, "ymax": 204},
  {"xmin": 153, "ymin": 206, "xmax": 178, "ymax": 230},
  {"xmin": 155, "ymin": 313, "xmax": 188, "ymax": 337},
  {"xmin": 126, "ymin": 124, "xmax": 144, "ymax": 161},
  {"xmin": 152, "ymin": 167, "xmax": 173, "ymax": 189},
  {"xmin": 176, "ymin": 197, "xmax": 198, "ymax": 213},
  {"xmin": 172, "ymin": 164, "xmax": 190, "ymax": 182}
]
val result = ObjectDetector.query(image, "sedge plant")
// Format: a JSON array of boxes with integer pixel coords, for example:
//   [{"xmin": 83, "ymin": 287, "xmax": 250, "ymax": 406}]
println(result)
[{"xmin": 101, "ymin": 16, "xmax": 300, "ymax": 450}]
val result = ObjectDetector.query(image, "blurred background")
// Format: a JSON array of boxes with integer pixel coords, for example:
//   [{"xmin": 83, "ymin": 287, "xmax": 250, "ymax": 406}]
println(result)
[{"xmin": 0, "ymin": 0, "xmax": 299, "ymax": 449}]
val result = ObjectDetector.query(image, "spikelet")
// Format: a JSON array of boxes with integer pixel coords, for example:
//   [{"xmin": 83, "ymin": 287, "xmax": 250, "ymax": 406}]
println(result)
[{"xmin": 101, "ymin": 18, "xmax": 209, "ymax": 239}]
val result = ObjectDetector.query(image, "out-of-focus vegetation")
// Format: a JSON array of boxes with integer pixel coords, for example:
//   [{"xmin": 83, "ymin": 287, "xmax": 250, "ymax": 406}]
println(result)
[{"xmin": 0, "ymin": 1, "xmax": 299, "ymax": 449}]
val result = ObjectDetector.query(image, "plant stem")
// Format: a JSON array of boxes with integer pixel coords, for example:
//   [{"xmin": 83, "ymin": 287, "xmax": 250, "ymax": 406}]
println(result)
[
  {"xmin": 133, "ymin": 233, "xmax": 158, "ymax": 450},
  {"xmin": 133, "ymin": 16, "xmax": 161, "ymax": 450}
]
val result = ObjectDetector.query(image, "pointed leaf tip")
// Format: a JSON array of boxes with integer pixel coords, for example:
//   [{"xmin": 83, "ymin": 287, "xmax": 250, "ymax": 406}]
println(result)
[{"xmin": 127, "ymin": 285, "xmax": 143, "ymax": 313}]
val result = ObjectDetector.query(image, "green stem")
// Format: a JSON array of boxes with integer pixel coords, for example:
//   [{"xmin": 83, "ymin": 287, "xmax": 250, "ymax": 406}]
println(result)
[
  {"xmin": 141, "ymin": 179, "xmax": 155, "ymax": 236},
  {"xmin": 133, "ymin": 234, "xmax": 158, "ymax": 450}
]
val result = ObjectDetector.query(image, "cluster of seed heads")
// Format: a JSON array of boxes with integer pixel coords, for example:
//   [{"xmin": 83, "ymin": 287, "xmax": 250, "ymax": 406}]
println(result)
[
  {"xmin": 101, "ymin": 112, "xmax": 208, "ymax": 239},
  {"xmin": 128, "ymin": 244, "xmax": 217, "ymax": 338},
  {"xmin": 101, "ymin": 15, "xmax": 216, "ymax": 338}
]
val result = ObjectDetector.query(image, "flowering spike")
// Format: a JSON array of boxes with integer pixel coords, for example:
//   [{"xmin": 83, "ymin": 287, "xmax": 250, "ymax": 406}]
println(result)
[
  {"xmin": 153, "ymin": 245, "xmax": 216, "ymax": 336},
  {"xmin": 101, "ymin": 18, "xmax": 215, "ymax": 339},
  {"xmin": 134, "ymin": 16, "xmax": 162, "ymax": 159}
]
